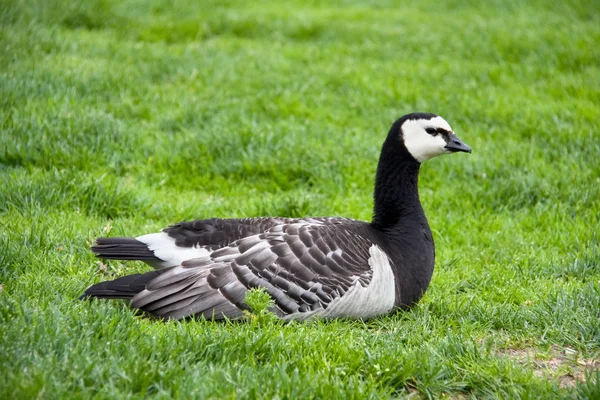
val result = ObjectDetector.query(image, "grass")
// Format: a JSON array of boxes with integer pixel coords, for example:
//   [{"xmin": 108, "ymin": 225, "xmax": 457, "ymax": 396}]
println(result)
[{"xmin": 1, "ymin": 0, "xmax": 599, "ymax": 398}]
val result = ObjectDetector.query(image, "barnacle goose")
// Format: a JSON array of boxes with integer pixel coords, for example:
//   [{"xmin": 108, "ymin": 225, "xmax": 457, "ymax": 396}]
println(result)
[{"xmin": 81, "ymin": 113, "xmax": 471, "ymax": 320}]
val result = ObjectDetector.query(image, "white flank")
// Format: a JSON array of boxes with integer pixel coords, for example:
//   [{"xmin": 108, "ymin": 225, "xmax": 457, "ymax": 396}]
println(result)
[
  {"xmin": 136, "ymin": 232, "xmax": 210, "ymax": 268},
  {"xmin": 402, "ymin": 116, "xmax": 453, "ymax": 162},
  {"xmin": 289, "ymin": 245, "xmax": 396, "ymax": 321}
]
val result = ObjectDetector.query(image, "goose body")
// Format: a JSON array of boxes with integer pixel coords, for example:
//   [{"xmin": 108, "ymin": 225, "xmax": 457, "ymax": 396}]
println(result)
[{"xmin": 82, "ymin": 113, "xmax": 471, "ymax": 320}]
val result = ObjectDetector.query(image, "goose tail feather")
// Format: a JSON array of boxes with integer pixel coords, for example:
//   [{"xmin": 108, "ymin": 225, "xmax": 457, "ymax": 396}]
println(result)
[
  {"xmin": 80, "ymin": 270, "xmax": 163, "ymax": 300},
  {"xmin": 91, "ymin": 237, "xmax": 160, "ymax": 262}
]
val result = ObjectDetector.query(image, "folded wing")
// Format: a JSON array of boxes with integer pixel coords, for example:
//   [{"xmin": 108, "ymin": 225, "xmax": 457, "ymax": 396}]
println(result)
[{"xmin": 89, "ymin": 220, "xmax": 394, "ymax": 320}]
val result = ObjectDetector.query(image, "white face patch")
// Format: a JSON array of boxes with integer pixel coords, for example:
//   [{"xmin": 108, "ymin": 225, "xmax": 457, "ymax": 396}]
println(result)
[{"xmin": 401, "ymin": 116, "xmax": 454, "ymax": 162}]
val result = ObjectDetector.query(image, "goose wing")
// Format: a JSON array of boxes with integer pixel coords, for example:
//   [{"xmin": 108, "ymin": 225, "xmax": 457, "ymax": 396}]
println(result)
[{"xmin": 130, "ymin": 220, "xmax": 396, "ymax": 320}]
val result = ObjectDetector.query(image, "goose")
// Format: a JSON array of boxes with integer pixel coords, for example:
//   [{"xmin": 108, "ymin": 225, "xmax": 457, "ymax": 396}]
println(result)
[{"xmin": 81, "ymin": 113, "xmax": 471, "ymax": 320}]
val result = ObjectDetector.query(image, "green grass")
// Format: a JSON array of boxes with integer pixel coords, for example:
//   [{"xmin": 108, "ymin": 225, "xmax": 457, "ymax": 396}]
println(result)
[{"xmin": 1, "ymin": 0, "xmax": 599, "ymax": 398}]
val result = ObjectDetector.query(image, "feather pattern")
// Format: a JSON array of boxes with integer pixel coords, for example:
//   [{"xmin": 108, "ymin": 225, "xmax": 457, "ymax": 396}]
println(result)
[
  {"xmin": 123, "ymin": 220, "xmax": 389, "ymax": 320},
  {"xmin": 163, "ymin": 217, "xmax": 354, "ymax": 251}
]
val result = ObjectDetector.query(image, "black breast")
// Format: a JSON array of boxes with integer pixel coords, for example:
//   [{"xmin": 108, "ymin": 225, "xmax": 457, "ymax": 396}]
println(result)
[{"xmin": 370, "ymin": 217, "xmax": 435, "ymax": 309}]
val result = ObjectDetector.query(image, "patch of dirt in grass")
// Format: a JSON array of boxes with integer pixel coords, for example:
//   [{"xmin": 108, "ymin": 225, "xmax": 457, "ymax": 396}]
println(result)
[{"xmin": 499, "ymin": 345, "xmax": 599, "ymax": 388}]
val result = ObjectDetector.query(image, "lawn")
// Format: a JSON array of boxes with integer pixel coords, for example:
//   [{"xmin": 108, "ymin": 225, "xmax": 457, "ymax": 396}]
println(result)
[{"xmin": 1, "ymin": 0, "xmax": 599, "ymax": 398}]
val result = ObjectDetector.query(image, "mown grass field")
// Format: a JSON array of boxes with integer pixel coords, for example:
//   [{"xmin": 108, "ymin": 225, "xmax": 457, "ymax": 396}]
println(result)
[{"xmin": 1, "ymin": 0, "xmax": 599, "ymax": 398}]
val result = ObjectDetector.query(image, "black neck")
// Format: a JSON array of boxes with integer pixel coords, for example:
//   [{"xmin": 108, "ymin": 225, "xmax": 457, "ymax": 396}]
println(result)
[{"xmin": 371, "ymin": 136, "xmax": 424, "ymax": 230}]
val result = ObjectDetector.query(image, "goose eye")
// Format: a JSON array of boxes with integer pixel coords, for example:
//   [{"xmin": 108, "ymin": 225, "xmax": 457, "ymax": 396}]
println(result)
[{"xmin": 425, "ymin": 127, "xmax": 437, "ymax": 135}]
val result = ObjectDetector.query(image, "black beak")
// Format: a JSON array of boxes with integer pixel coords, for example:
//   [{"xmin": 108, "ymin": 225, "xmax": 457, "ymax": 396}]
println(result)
[{"xmin": 445, "ymin": 133, "xmax": 472, "ymax": 154}]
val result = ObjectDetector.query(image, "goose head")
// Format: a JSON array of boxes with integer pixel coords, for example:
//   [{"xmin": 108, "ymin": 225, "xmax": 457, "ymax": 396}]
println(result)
[{"xmin": 397, "ymin": 113, "xmax": 472, "ymax": 162}]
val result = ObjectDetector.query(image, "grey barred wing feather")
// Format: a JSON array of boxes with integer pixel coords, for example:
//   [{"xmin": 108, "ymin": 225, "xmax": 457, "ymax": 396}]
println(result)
[
  {"xmin": 136, "ymin": 217, "xmax": 307, "ymax": 269},
  {"xmin": 163, "ymin": 217, "xmax": 297, "ymax": 251},
  {"xmin": 163, "ymin": 217, "xmax": 354, "ymax": 250},
  {"xmin": 131, "ymin": 221, "xmax": 395, "ymax": 321}
]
